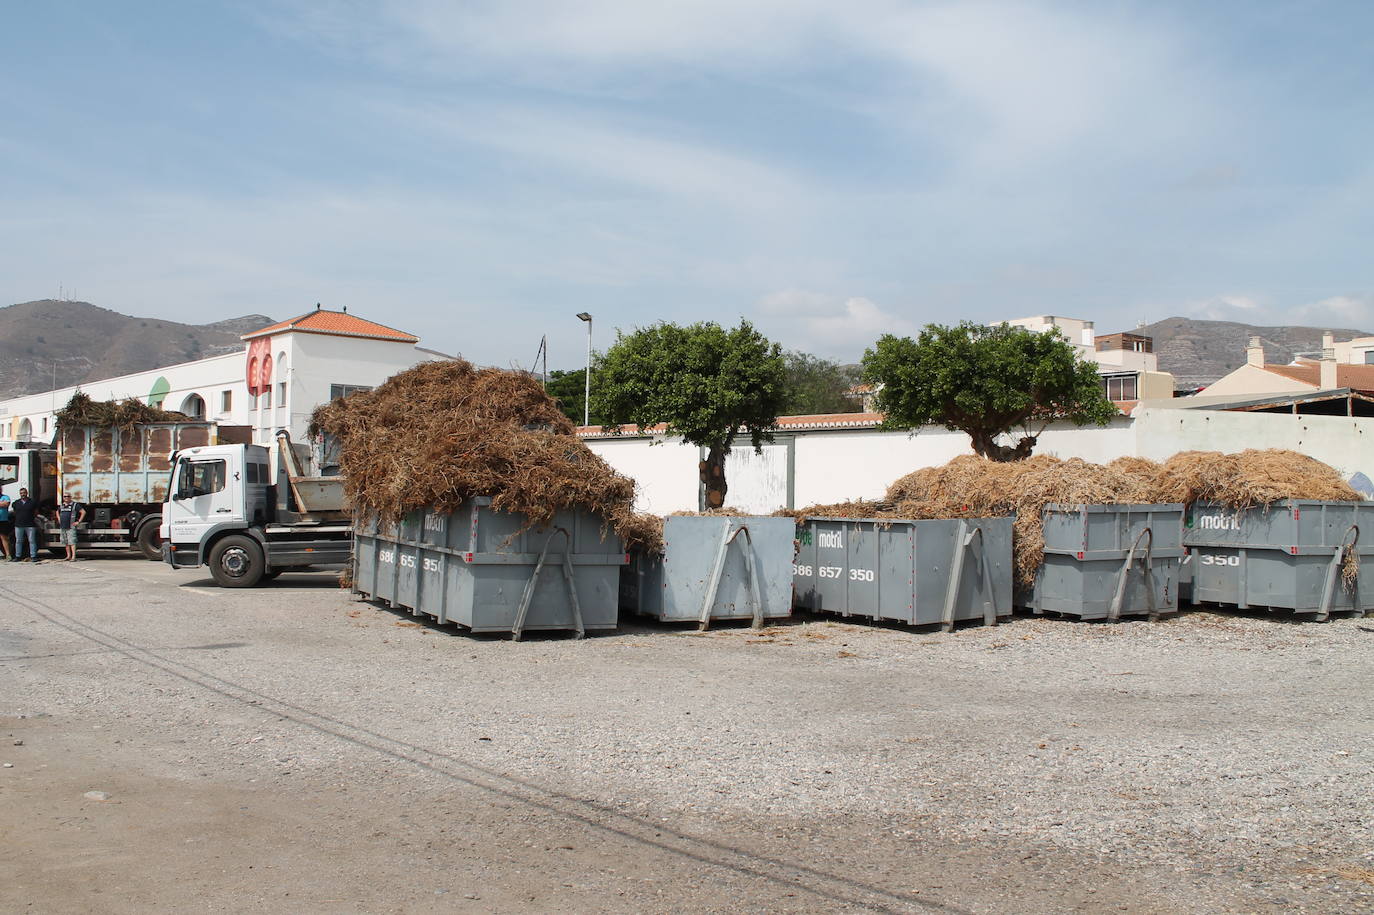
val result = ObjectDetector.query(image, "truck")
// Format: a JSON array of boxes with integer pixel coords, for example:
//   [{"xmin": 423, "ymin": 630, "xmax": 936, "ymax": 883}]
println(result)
[
  {"xmin": 0, "ymin": 421, "xmax": 250, "ymax": 559},
  {"xmin": 161, "ymin": 430, "xmax": 353, "ymax": 587}
]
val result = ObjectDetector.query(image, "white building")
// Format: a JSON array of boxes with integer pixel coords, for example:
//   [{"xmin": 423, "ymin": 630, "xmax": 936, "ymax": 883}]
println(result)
[
  {"xmin": 0, "ymin": 307, "xmax": 445, "ymax": 447},
  {"xmin": 1007, "ymin": 315, "xmax": 1175, "ymax": 402}
]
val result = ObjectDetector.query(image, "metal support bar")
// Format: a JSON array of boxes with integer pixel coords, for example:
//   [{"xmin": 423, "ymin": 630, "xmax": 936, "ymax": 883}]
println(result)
[
  {"xmin": 698, "ymin": 522, "xmax": 762, "ymax": 631},
  {"xmin": 512, "ymin": 528, "xmax": 584, "ymax": 641},
  {"xmin": 1316, "ymin": 524, "xmax": 1359, "ymax": 622},
  {"xmin": 1108, "ymin": 527, "xmax": 1156, "ymax": 622},
  {"xmin": 942, "ymin": 522, "xmax": 997, "ymax": 631}
]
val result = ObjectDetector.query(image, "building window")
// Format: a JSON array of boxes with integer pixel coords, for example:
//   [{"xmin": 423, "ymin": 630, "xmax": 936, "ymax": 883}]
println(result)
[
  {"xmin": 1102, "ymin": 374, "xmax": 1138, "ymax": 401},
  {"xmin": 330, "ymin": 384, "xmax": 372, "ymax": 401},
  {"xmin": 180, "ymin": 394, "xmax": 206, "ymax": 419},
  {"xmin": 221, "ymin": 390, "xmax": 233, "ymax": 413},
  {"xmin": 42, "ymin": 417, "xmax": 48, "ymax": 435},
  {"xmin": 262, "ymin": 389, "xmax": 272, "ymax": 411},
  {"xmin": 1364, "ymin": 351, "xmax": 1374, "ymax": 365},
  {"xmin": 277, "ymin": 381, "xmax": 286, "ymax": 405}
]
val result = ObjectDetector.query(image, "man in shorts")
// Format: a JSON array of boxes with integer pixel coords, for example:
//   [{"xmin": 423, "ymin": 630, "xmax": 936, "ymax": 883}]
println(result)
[
  {"xmin": 55, "ymin": 495, "xmax": 87, "ymax": 562},
  {"xmin": 0, "ymin": 490, "xmax": 12, "ymax": 559}
]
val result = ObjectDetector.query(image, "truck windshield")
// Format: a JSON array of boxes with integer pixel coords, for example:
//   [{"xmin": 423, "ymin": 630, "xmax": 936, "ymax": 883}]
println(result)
[{"xmin": 176, "ymin": 460, "xmax": 227, "ymax": 499}]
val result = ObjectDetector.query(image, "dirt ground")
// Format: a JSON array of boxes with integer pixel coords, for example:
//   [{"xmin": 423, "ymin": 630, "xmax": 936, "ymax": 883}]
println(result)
[{"xmin": 1, "ymin": 553, "xmax": 1371, "ymax": 913}]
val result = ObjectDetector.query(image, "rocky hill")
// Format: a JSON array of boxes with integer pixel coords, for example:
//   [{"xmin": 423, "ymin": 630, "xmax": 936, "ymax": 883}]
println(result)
[
  {"xmin": 1133, "ymin": 317, "xmax": 1372, "ymax": 389},
  {"xmin": 0, "ymin": 300, "xmax": 273, "ymax": 400}
]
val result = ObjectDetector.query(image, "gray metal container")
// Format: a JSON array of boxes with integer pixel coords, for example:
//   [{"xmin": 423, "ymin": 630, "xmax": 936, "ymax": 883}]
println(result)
[
  {"xmin": 793, "ymin": 516, "xmax": 1013, "ymax": 630},
  {"xmin": 621, "ymin": 515, "xmax": 795, "ymax": 627},
  {"xmin": 353, "ymin": 497, "xmax": 626, "ymax": 638},
  {"xmin": 1022, "ymin": 504, "xmax": 1184, "ymax": 621},
  {"xmin": 1182, "ymin": 500, "xmax": 1374, "ymax": 618}
]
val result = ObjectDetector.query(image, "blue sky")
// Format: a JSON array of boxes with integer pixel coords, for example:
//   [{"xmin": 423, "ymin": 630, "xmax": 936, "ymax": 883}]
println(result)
[{"xmin": 3, "ymin": 1, "xmax": 1372, "ymax": 367}]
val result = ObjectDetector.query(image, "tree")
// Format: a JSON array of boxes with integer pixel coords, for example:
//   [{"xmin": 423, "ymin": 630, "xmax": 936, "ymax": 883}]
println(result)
[
  {"xmin": 595, "ymin": 320, "xmax": 787, "ymax": 508},
  {"xmin": 780, "ymin": 350, "xmax": 862, "ymax": 415},
  {"xmin": 862, "ymin": 321, "xmax": 1118, "ymax": 462},
  {"xmin": 544, "ymin": 366, "xmax": 608, "ymax": 427}
]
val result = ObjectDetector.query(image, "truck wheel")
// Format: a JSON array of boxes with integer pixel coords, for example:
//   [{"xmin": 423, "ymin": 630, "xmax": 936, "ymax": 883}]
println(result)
[
  {"xmin": 208, "ymin": 535, "xmax": 264, "ymax": 588},
  {"xmin": 136, "ymin": 518, "xmax": 163, "ymax": 561}
]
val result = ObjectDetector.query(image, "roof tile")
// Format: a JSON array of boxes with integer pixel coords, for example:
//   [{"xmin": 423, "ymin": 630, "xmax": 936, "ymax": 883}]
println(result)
[{"xmin": 242, "ymin": 309, "xmax": 418, "ymax": 343}]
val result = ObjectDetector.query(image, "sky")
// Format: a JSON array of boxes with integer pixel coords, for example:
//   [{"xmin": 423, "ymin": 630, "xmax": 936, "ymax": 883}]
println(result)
[{"xmin": 3, "ymin": 1, "xmax": 1373, "ymax": 368}]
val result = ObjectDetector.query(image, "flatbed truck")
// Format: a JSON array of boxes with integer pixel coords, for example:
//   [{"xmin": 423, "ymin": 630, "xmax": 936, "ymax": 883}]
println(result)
[{"xmin": 162, "ymin": 431, "xmax": 352, "ymax": 587}]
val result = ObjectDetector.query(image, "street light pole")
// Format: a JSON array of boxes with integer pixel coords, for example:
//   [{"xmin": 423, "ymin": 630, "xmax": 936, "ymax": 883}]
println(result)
[{"xmin": 576, "ymin": 312, "xmax": 593, "ymax": 427}]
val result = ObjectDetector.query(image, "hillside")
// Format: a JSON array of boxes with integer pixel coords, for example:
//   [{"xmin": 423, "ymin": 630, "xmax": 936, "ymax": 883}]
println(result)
[
  {"xmin": 1133, "ymin": 317, "xmax": 1372, "ymax": 388},
  {"xmin": 0, "ymin": 300, "xmax": 273, "ymax": 400}
]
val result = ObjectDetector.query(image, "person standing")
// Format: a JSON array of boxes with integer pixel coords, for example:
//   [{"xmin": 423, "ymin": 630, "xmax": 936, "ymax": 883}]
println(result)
[
  {"xmin": 0, "ymin": 491, "xmax": 12, "ymax": 559},
  {"xmin": 11, "ymin": 487, "xmax": 39, "ymax": 562},
  {"xmin": 55, "ymin": 495, "xmax": 87, "ymax": 562}
]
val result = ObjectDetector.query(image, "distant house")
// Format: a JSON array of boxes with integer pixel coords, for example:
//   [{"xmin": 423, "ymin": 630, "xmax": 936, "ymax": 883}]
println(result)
[
  {"xmin": 1201, "ymin": 333, "xmax": 1374, "ymax": 399},
  {"xmin": 1006, "ymin": 315, "xmax": 1176, "ymax": 405}
]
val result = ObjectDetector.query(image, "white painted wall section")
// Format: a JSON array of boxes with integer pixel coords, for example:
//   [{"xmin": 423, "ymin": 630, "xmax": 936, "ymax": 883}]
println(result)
[{"xmin": 585, "ymin": 436, "xmax": 701, "ymax": 516}]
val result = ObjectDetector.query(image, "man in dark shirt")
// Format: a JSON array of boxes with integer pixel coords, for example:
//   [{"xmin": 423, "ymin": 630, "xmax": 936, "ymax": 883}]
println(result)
[
  {"xmin": 11, "ymin": 488, "xmax": 39, "ymax": 562},
  {"xmin": 55, "ymin": 495, "xmax": 87, "ymax": 562}
]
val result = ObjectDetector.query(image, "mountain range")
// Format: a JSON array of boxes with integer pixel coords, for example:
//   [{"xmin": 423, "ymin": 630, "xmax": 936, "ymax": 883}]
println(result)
[
  {"xmin": 1132, "ymin": 317, "xmax": 1371, "ymax": 389},
  {"xmin": 0, "ymin": 299, "xmax": 1368, "ymax": 402},
  {"xmin": 0, "ymin": 300, "xmax": 273, "ymax": 400}
]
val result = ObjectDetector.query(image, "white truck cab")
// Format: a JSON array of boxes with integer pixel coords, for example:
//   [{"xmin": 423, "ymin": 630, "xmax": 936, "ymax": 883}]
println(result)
[{"xmin": 162, "ymin": 434, "xmax": 351, "ymax": 587}]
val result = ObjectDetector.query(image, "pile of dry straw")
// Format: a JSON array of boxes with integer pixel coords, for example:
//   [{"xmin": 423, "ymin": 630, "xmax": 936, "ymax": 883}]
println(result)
[
  {"xmin": 56, "ymin": 392, "xmax": 188, "ymax": 430},
  {"xmin": 793, "ymin": 450, "xmax": 1361, "ymax": 587},
  {"xmin": 311, "ymin": 360, "xmax": 663, "ymax": 551}
]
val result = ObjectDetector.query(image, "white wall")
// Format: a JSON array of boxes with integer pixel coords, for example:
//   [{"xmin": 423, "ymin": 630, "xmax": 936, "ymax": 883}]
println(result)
[
  {"xmin": 585, "ymin": 435, "xmax": 701, "ymax": 516},
  {"xmin": 585, "ymin": 417, "xmax": 1138, "ymax": 514},
  {"xmin": 1133, "ymin": 408, "xmax": 1374, "ymax": 483},
  {"xmin": 586, "ymin": 409, "xmax": 1371, "ymax": 515}
]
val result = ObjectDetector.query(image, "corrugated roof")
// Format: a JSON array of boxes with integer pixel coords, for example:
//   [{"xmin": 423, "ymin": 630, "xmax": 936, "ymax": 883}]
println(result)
[
  {"xmin": 242, "ymin": 308, "xmax": 418, "ymax": 343},
  {"xmin": 1260, "ymin": 363, "xmax": 1374, "ymax": 393}
]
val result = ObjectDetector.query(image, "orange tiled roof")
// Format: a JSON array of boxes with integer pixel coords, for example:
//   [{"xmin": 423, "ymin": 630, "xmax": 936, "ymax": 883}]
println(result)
[
  {"xmin": 577, "ymin": 412, "xmax": 884, "ymax": 437},
  {"xmin": 1260, "ymin": 363, "xmax": 1374, "ymax": 393},
  {"xmin": 242, "ymin": 309, "xmax": 418, "ymax": 343}
]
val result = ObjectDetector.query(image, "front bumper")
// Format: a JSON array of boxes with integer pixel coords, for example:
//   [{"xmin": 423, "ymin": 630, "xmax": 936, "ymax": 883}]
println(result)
[{"xmin": 163, "ymin": 542, "xmax": 203, "ymax": 569}]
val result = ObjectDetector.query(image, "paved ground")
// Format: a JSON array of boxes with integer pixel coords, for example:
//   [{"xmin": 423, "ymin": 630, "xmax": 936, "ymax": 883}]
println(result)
[{"xmin": 1, "ymin": 553, "xmax": 1372, "ymax": 913}]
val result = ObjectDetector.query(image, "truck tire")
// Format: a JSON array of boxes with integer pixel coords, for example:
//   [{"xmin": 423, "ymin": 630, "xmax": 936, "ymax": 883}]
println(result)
[
  {"xmin": 208, "ymin": 535, "xmax": 265, "ymax": 588},
  {"xmin": 135, "ymin": 517, "xmax": 163, "ymax": 561}
]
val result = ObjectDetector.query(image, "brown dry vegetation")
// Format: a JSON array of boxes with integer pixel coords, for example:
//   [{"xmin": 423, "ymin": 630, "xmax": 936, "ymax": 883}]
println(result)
[
  {"xmin": 56, "ymin": 391, "xmax": 188, "ymax": 429},
  {"xmin": 310, "ymin": 360, "xmax": 663, "ymax": 551},
  {"xmin": 790, "ymin": 450, "xmax": 1361, "ymax": 587}
]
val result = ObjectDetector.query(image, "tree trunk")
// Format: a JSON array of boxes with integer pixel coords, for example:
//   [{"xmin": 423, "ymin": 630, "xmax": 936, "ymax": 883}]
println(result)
[
  {"xmin": 969, "ymin": 430, "xmax": 1038, "ymax": 462},
  {"xmin": 699, "ymin": 445, "xmax": 729, "ymax": 509}
]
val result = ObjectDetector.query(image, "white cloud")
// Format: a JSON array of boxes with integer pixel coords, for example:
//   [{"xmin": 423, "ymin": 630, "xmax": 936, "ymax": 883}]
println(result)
[
  {"xmin": 756, "ymin": 291, "xmax": 916, "ymax": 356},
  {"xmin": 382, "ymin": 100, "xmax": 800, "ymax": 212},
  {"xmin": 1289, "ymin": 295, "xmax": 1374, "ymax": 330},
  {"xmin": 757, "ymin": 288, "xmax": 840, "ymax": 317},
  {"xmin": 1161, "ymin": 292, "xmax": 1374, "ymax": 331}
]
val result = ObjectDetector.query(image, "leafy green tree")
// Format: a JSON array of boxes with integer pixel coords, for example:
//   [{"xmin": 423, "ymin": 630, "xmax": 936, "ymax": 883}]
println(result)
[
  {"xmin": 780, "ymin": 351, "xmax": 862, "ymax": 415},
  {"xmin": 595, "ymin": 320, "xmax": 787, "ymax": 508},
  {"xmin": 544, "ymin": 366, "xmax": 608, "ymax": 427},
  {"xmin": 862, "ymin": 321, "xmax": 1118, "ymax": 462}
]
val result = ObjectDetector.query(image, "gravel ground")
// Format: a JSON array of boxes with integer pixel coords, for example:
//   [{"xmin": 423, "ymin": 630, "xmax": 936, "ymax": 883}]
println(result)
[{"xmin": 1, "ymin": 553, "xmax": 1372, "ymax": 913}]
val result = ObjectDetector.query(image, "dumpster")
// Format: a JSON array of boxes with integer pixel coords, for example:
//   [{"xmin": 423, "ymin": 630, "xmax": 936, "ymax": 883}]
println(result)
[
  {"xmin": 1021, "ymin": 504, "xmax": 1184, "ymax": 621},
  {"xmin": 620, "ymin": 515, "xmax": 795, "ymax": 628},
  {"xmin": 353, "ymin": 496, "xmax": 627, "ymax": 638},
  {"xmin": 1183, "ymin": 500, "xmax": 1374, "ymax": 618},
  {"xmin": 792, "ymin": 516, "xmax": 1013, "ymax": 630}
]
